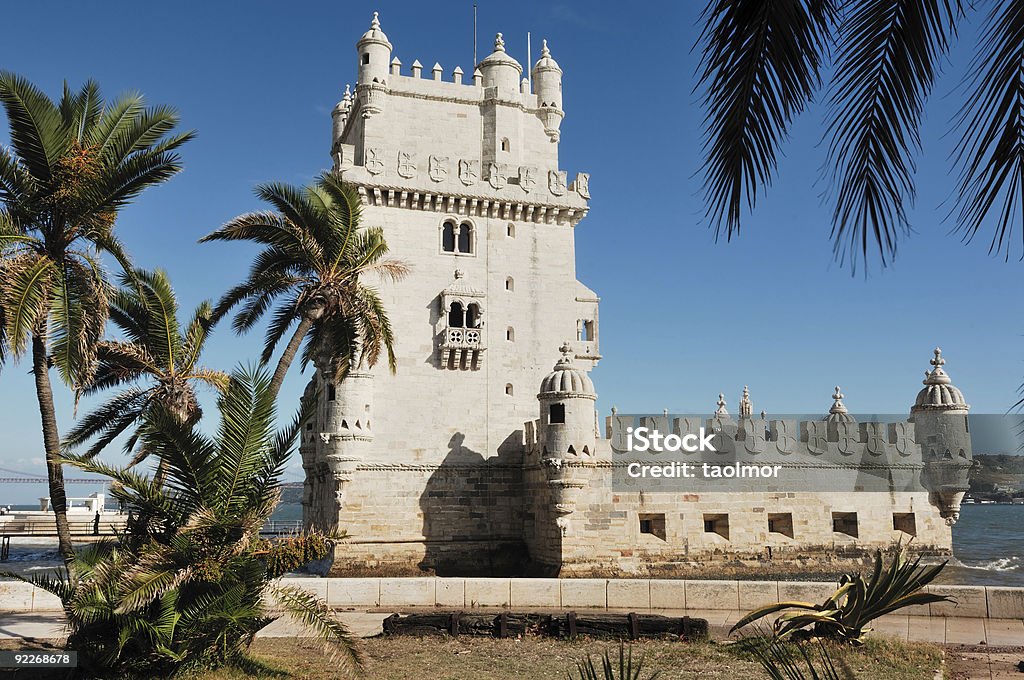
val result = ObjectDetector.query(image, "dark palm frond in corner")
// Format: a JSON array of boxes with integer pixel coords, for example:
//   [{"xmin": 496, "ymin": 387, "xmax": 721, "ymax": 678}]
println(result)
[
  {"xmin": 697, "ymin": 0, "xmax": 836, "ymax": 242},
  {"xmin": 950, "ymin": 0, "xmax": 1024, "ymax": 261},
  {"xmin": 823, "ymin": 0, "xmax": 962, "ymax": 273}
]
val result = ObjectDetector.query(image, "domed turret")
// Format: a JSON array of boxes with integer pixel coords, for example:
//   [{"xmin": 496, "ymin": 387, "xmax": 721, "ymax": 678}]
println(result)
[
  {"xmin": 331, "ymin": 84, "xmax": 352, "ymax": 152},
  {"xmin": 911, "ymin": 348, "xmax": 976, "ymax": 525},
  {"xmin": 913, "ymin": 348, "xmax": 969, "ymax": 412},
  {"xmin": 531, "ymin": 39, "xmax": 564, "ymax": 140},
  {"xmin": 538, "ymin": 343, "xmax": 597, "ymax": 532},
  {"xmin": 356, "ymin": 11, "xmax": 392, "ymax": 86},
  {"xmin": 823, "ymin": 385, "xmax": 855, "ymax": 424},
  {"xmin": 478, "ymin": 33, "xmax": 522, "ymax": 96}
]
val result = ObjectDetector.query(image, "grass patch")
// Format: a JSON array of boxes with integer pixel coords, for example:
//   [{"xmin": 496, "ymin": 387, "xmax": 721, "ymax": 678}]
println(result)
[{"xmin": 0, "ymin": 635, "xmax": 943, "ymax": 679}]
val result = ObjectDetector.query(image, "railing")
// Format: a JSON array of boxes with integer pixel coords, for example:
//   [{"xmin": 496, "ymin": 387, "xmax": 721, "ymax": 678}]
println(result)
[
  {"xmin": 260, "ymin": 520, "xmax": 304, "ymax": 535},
  {"xmin": 443, "ymin": 326, "xmax": 483, "ymax": 348}
]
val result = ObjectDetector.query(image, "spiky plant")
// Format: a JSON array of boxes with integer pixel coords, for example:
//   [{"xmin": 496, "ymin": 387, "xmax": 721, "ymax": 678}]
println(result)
[
  {"xmin": 0, "ymin": 72, "xmax": 193, "ymax": 562},
  {"xmin": 738, "ymin": 635, "xmax": 848, "ymax": 680},
  {"xmin": 567, "ymin": 644, "xmax": 660, "ymax": 680},
  {"xmin": 5, "ymin": 366, "xmax": 360, "ymax": 678},
  {"xmin": 200, "ymin": 172, "xmax": 408, "ymax": 399},
  {"xmin": 63, "ymin": 268, "xmax": 228, "ymax": 474},
  {"xmin": 730, "ymin": 548, "xmax": 950, "ymax": 645}
]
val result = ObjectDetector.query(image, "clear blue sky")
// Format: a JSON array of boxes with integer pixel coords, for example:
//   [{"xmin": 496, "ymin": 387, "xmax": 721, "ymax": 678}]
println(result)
[{"xmin": 0, "ymin": 1, "xmax": 1020, "ymax": 503}]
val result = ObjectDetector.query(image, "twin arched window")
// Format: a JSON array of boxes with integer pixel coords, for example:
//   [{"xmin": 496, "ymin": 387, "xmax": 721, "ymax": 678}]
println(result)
[
  {"xmin": 448, "ymin": 301, "xmax": 481, "ymax": 328},
  {"xmin": 442, "ymin": 220, "xmax": 474, "ymax": 254}
]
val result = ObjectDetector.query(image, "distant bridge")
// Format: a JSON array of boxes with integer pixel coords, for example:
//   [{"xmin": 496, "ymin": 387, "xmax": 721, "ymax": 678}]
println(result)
[{"xmin": 0, "ymin": 470, "xmax": 303, "ymax": 488}]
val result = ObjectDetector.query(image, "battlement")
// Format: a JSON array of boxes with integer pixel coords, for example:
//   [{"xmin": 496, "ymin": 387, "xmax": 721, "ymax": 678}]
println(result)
[{"xmin": 604, "ymin": 414, "xmax": 923, "ymax": 465}]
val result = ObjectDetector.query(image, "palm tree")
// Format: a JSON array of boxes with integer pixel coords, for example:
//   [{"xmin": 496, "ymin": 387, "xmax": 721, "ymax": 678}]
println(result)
[
  {"xmin": 697, "ymin": 1, "xmax": 1024, "ymax": 272},
  {"xmin": 63, "ymin": 268, "xmax": 228, "ymax": 475},
  {"xmin": 200, "ymin": 172, "xmax": 408, "ymax": 398},
  {"xmin": 5, "ymin": 367, "xmax": 360, "ymax": 678},
  {"xmin": 0, "ymin": 73, "xmax": 193, "ymax": 562}
]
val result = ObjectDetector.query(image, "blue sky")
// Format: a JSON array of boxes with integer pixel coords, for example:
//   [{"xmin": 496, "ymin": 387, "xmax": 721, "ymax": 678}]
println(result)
[{"xmin": 0, "ymin": 1, "xmax": 1020, "ymax": 503}]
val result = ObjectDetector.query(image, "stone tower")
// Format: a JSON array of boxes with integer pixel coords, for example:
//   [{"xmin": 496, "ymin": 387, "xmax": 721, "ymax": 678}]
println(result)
[
  {"xmin": 309, "ymin": 12, "xmax": 599, "ymax": 574},
  {"xmin": 912, "ymin": 348, "xmax": 976, "ymax": 524}
]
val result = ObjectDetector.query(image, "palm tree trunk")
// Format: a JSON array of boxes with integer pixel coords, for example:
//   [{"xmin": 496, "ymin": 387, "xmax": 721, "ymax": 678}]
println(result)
[
  {"xmin": 268, "ymin": 314, "xmax": 316, "ymax": 400},
  {"xmin": 31, "ymin": 331, "xmax": 74, "ymax": 565}
]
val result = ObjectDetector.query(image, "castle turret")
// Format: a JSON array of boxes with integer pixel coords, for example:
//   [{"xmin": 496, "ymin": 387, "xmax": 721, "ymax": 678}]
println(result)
[
  {"xmin": 355, "ymin": 12, "xmax": 391, "ymax": 118},
  {"xmin": 911, "ymin": 348, "xmax": 975, "ymax": 524},
  {"xmin": 318, "ymin": 358, "xmax": 374, "ymax": 529},
  {"xmin": 356, "ymin": 11, "xmax": 391, "ymax": 85},
  {"xmin": 531, "ymin": 39, "xmax": 564, "ymax": 141},
  {"xmin": 477, "ymin": 33, "xmax": 522, "ymax": 96},
  {"xmin": 538, "ymin": 342, "xmax": 597, "ymax": 533},
  {"xmin": 331, "ymin": 84, "xmax": 352, "ymax": 153}
]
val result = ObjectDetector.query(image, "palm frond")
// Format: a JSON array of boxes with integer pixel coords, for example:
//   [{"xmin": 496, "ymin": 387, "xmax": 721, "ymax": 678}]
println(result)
[
  {"xmin": 950, "ymin": 0, "xmax": 1024, "ymax": 259},
  {"xmin": 0, "ymin": 71, "xmax": 67, "ymax": 181},
  {"xmin": 824, "ymin": 0, "xmax": 962, "ymax": 272},
  {"xmin": 0, "ymin": 253, "xmax": 55, "ymax": 355},
  {"xmin": 697, "ymin": 0, "xmax": 835, "ymax": 241},
  {"xmin": 268, "ymin": 585, "xmax": 362, "ymax": 677}
]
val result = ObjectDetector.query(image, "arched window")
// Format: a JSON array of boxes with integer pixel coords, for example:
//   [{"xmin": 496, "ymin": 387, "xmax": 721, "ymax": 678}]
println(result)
[
  {"xmin": 505, "ymin": 383, "xmax": 514, "ymax": 396},
  {"xmin": 466, "ymin": 303, "xmax": 480, "ymax": 328},
  {"xmin": 507, "ymin": 223, "xmax": 515, "ymax": 238},
  {"xmin": 501, "ymin": 137, "xmax": 510, "ymax": 152},
  {"xmin": 457, "ymin": 222, "xmax": 473, "ymax": 254},
  {"xmin": 448, "ymin": 302, "xmax": 464, "ymax": 328},
  {"xmin": 506, "ymin": 327, "xmax": 515, "ymax": 342},
  {"xmin": 505, "ymin": 277, "xmax": 514, "ymax": 291},
  {"xmin": 442, "ymin": 221, "xmax": 456, "ymax": 252}
]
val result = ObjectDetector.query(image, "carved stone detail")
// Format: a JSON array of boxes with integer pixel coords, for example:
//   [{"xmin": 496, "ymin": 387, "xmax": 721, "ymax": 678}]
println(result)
[
  {"xmin": 548, "ymin": 170, "xmax": 566, "ymax": 196},
  {"xmin": 519, "ymin": 166, "xmax": 537, "ymax": 193},
  {"xmin": 487, "ymin": 162, "xmax": 507, "ymax": 190},
  {"xmin": 428, "ymin": 155, "xmax": 448, "ymax": 182},
  {"xmin": 397, "ymin": 150, "xmax": 416, "ymax": 178},
  {"xmin": 459, "ymin": 159, "xmax": 478, "ymax": 186},
  {"xmin": 364, "ymin": 147, "xmax": 384, "ymax": 175}
]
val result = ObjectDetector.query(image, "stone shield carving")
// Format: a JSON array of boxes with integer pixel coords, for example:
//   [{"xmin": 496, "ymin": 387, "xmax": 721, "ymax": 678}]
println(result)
[
  {"xmin": 519, "ymin": 166, "xmax": 537, "ymax": 193},
  {"xmin": 428, "ymin": 155, "xmax": 448, "ymax": 182},
  {"xmin": 397, "ymin": 150, "xmax": 416, "ymax": 179},
  {"xmin": 364, "ymin": 147, "xmax": 384, "ymax": 175},
  {"xmin": 549, "ymin": 170, "xmax": 567, "ymax": 196},
  {"xmin": 459, "ymin": 159, "xmax": 478, "ymax": 186},
  {"xmin": 574, "ymin": 172, "xmax": 590, "ymax": 198},
  {"xmin": 488, "ymin": 162, "xmax": 507, "ymax": 190}
]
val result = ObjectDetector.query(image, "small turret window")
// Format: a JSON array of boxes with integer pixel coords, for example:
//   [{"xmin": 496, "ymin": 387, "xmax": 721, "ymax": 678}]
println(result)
[
  {"xmin": 328, "ymin": 384, "xmax": 337, "ymax": 401},
  {"xmin": 549, "ymin": 403, "xmax": 565, "ymax": 424},
  {"xmin": 362, "ymin": 53, "xmax": 370, "ymax": 65},
  {"xmin": 505, "ymin": 383, "xmax": 514, "ymax": 396},
  {"xmin": 506, "ymin": 327, "xmax": 515, "ymax": 341},
  {"xmin": 501, "ymin": 138, "xmax": 510, "ymax": 152},
  {"xmin": 505, "ymin": 277, "xmax": 514, "ymax": 291},
  {"xmin": 507, "ymin": 223, "xmax": 515, "ymax": 238}
]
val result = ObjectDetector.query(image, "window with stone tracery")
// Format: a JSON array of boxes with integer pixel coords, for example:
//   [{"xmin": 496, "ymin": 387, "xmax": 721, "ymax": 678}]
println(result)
[{"xmin": 441, "ymin": 220, "xmax": 475, "ymax": 255}]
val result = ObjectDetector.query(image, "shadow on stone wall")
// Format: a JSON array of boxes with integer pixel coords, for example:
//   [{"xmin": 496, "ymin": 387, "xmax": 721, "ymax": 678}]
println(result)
[{"xmin": 418, "ymin": 432, "xmax": 530, "ymax": 576}]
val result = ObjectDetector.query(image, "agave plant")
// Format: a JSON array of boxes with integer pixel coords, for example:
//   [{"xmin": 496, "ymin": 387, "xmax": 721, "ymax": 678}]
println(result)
[
  {"xmin": 731, "ymin": 549, "xmax": 949, "ymax": 645},
  {"xmin": 739, "ymin": 634, "xmax": 848, "ymax": 680},
  {"xmin": 567, "ymin": 644, "xmax": 660, "ymax": 680},
  {"xmin": 5, "ymin": 366, "xmax": 359, "ymax": 678}
]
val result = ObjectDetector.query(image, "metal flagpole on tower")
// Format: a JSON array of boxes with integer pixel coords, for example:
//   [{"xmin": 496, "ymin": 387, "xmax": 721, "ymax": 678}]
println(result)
[
  {"xmin": 473, "ymin": 3, "xmax": 478, "ymax": 66},
  {"xmin": 527, "ymin": 31, "xmax": 532, "ymax": 90}
]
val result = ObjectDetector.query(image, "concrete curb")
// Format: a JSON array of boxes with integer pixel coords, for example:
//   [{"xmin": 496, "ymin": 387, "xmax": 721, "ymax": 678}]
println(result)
[{"xmin": 3, "ymin": 577, "xmax": 1019, "ymax": 619}]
